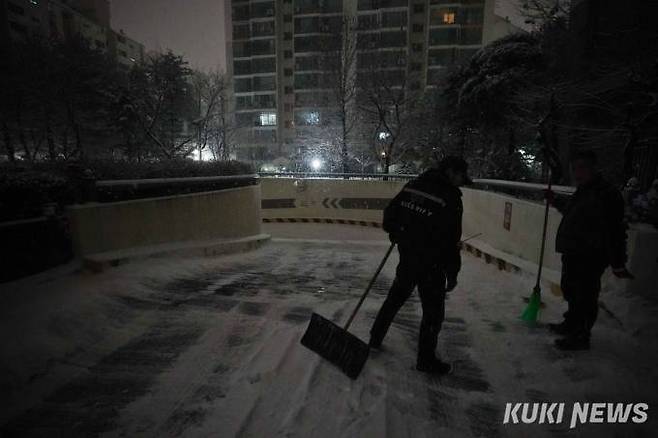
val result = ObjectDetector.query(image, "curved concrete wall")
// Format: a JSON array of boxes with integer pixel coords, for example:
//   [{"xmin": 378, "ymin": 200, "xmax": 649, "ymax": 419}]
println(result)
[
  {"xmin": 261, "ymin": 178, "xmax": 402, "ymax": 223},
  {"xmin": 460, "ymin": 188, "xmax": 563, "ymax": 272},
  {"xmin": 261, "ymin": 178, "xmax": 656, "ymax": 298},
  {"xmin": 69, "ymin": 185, "xmax": 262, "ymax": 256},
  {"xmin": 260, "ymin": 177, "xmax": 562, "ymax": 267}
]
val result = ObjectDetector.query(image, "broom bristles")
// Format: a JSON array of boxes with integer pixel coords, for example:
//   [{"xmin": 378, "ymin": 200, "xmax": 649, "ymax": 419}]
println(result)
[{"xmin": 521, "ymin": 290, "xmax": 542, "ymax": 322}]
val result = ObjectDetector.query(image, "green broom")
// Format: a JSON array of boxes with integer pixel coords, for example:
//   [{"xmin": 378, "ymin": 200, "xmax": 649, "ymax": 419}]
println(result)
[
  {"xmin": 521, "ymin": 170, "xmax": 552, "ymax": 322},
  {"xmin": 522, "ymin": 94, "xmax": 561, "ymax": 322}
]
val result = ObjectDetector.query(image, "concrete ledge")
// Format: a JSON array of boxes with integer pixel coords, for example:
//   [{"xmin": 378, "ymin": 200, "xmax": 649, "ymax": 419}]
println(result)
[
  {"xmin": 263, "ymin": 217, "xmax": 382, "ymax": 228},
  {"xmin": 69, "ymin": 185, "xmax": 262, "ymax": 256},
  {"xmin": 83, "ymin": 234, "xmax": 271, "ymax": 273},
  {"xmin": 463, "ymin": 238, "xmax": 564, "ymax": 297}
]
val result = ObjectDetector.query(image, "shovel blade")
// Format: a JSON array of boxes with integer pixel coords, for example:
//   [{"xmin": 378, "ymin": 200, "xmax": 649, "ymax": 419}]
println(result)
[{"xmin": 300, "ymin": 313, "xmax": 369, "ymax": 379}]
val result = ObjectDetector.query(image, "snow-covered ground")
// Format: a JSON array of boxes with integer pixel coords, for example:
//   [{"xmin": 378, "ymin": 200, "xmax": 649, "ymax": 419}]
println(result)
[{"xmin": 1, "ymin": 223, "xmax": 656, "ymax": 437}]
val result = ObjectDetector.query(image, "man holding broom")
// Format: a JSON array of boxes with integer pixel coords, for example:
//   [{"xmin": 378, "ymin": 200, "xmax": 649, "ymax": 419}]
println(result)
[
  {"xmin": 548, "ymin": 151, "xmax": 633, "ymax": 351},
  {"xmin": 369, "ymin": 156, "xmax": 470, "ymax": 374}
]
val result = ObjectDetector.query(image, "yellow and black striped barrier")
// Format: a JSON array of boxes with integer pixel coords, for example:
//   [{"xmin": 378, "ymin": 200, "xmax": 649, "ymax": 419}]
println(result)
[{"xmin": 262, "ymin": 217, "xmax": 382, "ymax": 228}]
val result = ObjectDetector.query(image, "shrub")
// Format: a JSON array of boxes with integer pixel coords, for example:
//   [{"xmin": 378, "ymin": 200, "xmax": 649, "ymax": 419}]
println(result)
[
  {"xmin": 88, "ymin": 159, "xmax": 254, "ymax": 180},
  {"xmin": 0, "ymin": 159, "xmax": 255, "ymax": 221}
]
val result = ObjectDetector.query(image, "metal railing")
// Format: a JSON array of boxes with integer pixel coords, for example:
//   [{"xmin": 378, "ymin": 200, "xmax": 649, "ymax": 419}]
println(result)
[
  {"xmin": 473, "ymin": 179, "xmax": 575, "ymax": 196},
  {"xmin": 258, "ymin": 172, "xmax": 576, "ymax": 197},
  {"xmin": 93, "ymin": 174, "xmax": 260, "ymax": 203},
  {"xmin": 90, "ymin": 172, "xmax": 574, "ymax": 204},
  {"xmin": 258, "ymin": 171, "xmax": 417, "ymax": 180},
  {"xmin": 95, "ymin": 173, "xmax": 260, "ymax": 189}
]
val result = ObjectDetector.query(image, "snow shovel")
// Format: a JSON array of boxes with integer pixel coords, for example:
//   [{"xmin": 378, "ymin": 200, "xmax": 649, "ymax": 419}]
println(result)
[
  {"xmin": 300, "ymin": 232, "xmax": 483, "ymax": 379},
  {"xmin": 300, "ymin": 242, "xmax": 396, "ymax": 380}
]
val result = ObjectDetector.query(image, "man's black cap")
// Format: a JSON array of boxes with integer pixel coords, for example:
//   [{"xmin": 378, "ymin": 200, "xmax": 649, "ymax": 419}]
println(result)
[{"xmin": 438, "ymin": 156, "xmax": 473, "ymax": 185}]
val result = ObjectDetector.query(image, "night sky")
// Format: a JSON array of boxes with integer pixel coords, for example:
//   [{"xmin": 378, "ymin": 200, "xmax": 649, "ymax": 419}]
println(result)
[{"xmin": 110, "ymin": 0, "xmax": 226, "ymax": 72}]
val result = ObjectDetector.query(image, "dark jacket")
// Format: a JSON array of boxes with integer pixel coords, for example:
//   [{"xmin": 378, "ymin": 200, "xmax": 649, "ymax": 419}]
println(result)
[
  {"xmin": 555, "ymin": 175, "xmax": 627, "ymax": 268},
  {"xmin": 383, "ymin": 169, "xmax": 463, "ymax": 277}
]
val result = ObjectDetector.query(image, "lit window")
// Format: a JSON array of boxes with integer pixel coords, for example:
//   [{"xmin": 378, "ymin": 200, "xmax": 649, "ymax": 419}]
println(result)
[
  {"xmin": 259, "ymin": 112, "xmax": 277, "ymax": 126},
  {"xmin": 443, "ymin": 13, "xmax": 455, "ymax": 24}
]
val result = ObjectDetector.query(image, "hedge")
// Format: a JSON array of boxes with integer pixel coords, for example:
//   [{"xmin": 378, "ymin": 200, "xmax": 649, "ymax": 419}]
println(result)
[{"xmin": 0, "ymin": 159, "xmax": 255, "ymax": 221}]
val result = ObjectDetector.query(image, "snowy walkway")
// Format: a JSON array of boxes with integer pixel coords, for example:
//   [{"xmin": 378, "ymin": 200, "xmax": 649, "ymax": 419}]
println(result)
[{"xmin": 1, "ymin": 223, "xmax": 656, "ymax": 437}]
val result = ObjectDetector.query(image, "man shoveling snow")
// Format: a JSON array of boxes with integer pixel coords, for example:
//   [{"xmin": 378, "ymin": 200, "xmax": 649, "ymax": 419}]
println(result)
[{"xmin": 369, "ymin": 156, "xmax": 470, "ymax": 374}]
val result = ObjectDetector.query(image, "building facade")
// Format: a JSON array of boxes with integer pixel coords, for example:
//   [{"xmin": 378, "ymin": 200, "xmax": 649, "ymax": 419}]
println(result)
[
  {"xmin": 225, "ymin": 0, "xmax": 522, "ymax": 166},
  {"xmin": 1, "ymin": 0, "xmax": 144, "ymax": 67}
]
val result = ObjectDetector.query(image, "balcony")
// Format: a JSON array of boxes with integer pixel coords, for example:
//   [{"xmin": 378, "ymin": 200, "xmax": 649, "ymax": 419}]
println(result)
[
  {"xmin": 251, "ymin": 1, "xmax": 275, "ymax": 19},
  {"xmin": 294, "ymin": 0, "xmax": 342, "ymax": 15},
  {"xmin": 428, "ymin": 26, "xmax": 483, "ymax": 46},
  {"xmin": 357, "ymin": 0, "xmax": 407, "ymax": 11}
]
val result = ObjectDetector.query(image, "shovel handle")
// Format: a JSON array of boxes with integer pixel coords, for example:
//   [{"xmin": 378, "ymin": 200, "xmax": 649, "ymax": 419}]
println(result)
[
  {"xmin": 342, "ymin": 232, "xmax": 482, "ymax": 331},
  {"xmin": 343, "ymin": 242, "xmax": 396, "ymax": 331},
  {"xmin": 460, "ymin": 232, "xmax": 482, "ymax": 244}
]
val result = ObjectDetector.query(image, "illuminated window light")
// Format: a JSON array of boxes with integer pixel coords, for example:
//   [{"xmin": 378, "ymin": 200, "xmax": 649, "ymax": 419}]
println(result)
[{"xmin": 259, "ymin": 112, "xmax": 277, "ymax": 126}]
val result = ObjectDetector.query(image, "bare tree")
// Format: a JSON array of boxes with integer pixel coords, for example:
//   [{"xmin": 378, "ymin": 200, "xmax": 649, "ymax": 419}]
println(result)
[
  {"xmin": 357, "ymin": 44, "xmax": 425, "ymax": 175},
  {"xmin": 518, "ymin": 0, "xmax": 570, "ymax": 27},
  {"xmin": 124, "ymin": 51, "xmax": 198, "ymax": 160},
  {"xmin": 191, "ymin": 71, "xmax": 236, "ymax": 161},
  {"xmin": 1, "ymin": 37, "xmax": 120, "ymax": 162},
  {"xmin": 320, "ymin": 17, "xmax": 359, "ymax": 173}
]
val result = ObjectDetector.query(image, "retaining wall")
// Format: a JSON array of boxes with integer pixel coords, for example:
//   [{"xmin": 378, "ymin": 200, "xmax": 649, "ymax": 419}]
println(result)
[
  {"xmin": 260, "ymin": 178, "xmax": 402, "ymax": 223},
  {"xmin": 261, "ymin": 177, "xmax": 656, "ymax": 298},
  {"xmin": 68, "ymin": 185, "xmax": 263, "ymax": 257}
]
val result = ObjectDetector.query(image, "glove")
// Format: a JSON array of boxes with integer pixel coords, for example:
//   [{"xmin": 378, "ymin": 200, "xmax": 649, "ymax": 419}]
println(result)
[
  {"xmin": 612, "ymin": 266, "xmax": 634, "ymax": 279},
  {"xmin": 389, "ymin": 230, "xmax": 404, "ymax": 243},
  {"xmin": 446, "ymin": 275, "xmax": 458, "ymax": 292}
]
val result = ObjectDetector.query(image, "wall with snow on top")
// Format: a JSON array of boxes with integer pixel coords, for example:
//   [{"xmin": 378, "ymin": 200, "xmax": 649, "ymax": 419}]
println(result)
[{"xmin": 68, "ymin": 185, "xmax": 262, "ymax": 256}]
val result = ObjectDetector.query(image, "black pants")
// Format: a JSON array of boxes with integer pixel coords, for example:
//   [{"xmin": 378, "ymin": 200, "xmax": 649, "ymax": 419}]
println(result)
[
  {"xmin": 369, "ymin": 243, "xmax": 447, "ymax": 362},
  {"xmin": 560, "ymin": 253, "xmax": 608, "ymax": 338}
]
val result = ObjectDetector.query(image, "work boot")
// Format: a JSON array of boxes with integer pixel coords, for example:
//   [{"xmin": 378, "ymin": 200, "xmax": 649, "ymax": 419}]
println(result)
[
  {"xmin": 416, "ymin": 357, "xmax": 452, "ymax": 375},
  {"xmin": 548, "ymin": 321, "xmax": 573, "ymax": 336},
  {"xmin": 554, "ymin": 335, "xmax": 590, "ymax": 351}
]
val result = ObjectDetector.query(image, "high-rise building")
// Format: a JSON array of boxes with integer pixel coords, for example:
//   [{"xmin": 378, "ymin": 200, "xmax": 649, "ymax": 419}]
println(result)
[
  {"xmin": 1, "ymin": 0, "xmax": 52, "ymax": 44},
  {"xmin": 225, "ymin": 0, "xmax": 523, "ymax": 166},
  {"xmin": 1, "ymin": 0, "xmax": 143, "ymax": 66},
  {"xmin": 108, "ymin": 29, "xmax": 145, "ymax": 67},
  {"xmin": 66, "ymin": 0, "xmax": 110, "ymax": 27}
]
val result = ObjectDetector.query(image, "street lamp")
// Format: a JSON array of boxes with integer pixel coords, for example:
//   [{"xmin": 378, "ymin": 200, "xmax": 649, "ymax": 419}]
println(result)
[{"xmin": 310, "ymin": 158, "xmax": 322, "ymax": 171}]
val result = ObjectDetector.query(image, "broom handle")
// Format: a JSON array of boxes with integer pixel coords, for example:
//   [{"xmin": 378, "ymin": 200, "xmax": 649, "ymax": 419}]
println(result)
[
  {"xmin": 343, "ymin": 232, "xmax": 482, "ymax": 330},
  {"xmin": 344, "ymin": 242, "xmax": 396, "ymax": 330},
  {"xmin": 534, "ymin": 171, "xmax": 552, "ymax": 291}
]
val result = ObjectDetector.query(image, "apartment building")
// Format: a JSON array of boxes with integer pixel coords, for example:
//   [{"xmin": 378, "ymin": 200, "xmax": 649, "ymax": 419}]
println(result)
[
  {"xmin": 108, "ymin": 29, "xmax": 145, "ymax": 67},
  {"xmin": 225, "ymin": 0, "xmax": 522, "ymax": 165},
  {"xmin": 1, "ymin": 0, "xmax": 51, "ymax": 43},
  {"xmin": 1, "ymin": 0, "xmax": 144, "ymax": 66}
]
